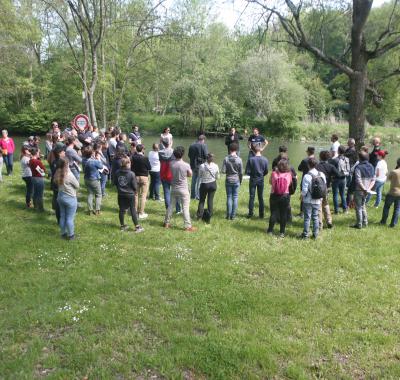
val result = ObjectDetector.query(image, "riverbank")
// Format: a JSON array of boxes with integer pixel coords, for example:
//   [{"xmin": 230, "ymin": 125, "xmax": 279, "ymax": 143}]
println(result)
[{"xmin": 1, "ymin": 166, "xmax": 400, "ymax": 378}]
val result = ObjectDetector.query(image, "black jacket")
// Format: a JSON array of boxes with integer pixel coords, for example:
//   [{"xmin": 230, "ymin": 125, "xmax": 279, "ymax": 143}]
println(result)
[
  {"xmin": 114, "ymin": 169, "xmax": 137, "ymax": 196},
  {"xmin": 188, "ymin": 142, "xmax": 208, "ymax": 170},
  {"xmin": 130, "ymin": 153, "xmax": 151, "ymax": 177},
  {"xmin": 316, "ymin": 160, "xmax": 341, "ymax": 188}
]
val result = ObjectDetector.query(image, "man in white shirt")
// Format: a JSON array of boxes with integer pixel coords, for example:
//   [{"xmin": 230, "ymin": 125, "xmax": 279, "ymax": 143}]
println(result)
[
  {"xmin": 148, "ymin": 143, "xmax": 162, "ymax": 201},
  {"xmin": 330, "ymin": 134, "xmax": 340, "ymax": 158},
  {"xmin": 300, "ymin": 158, "xmax": 326, "ymax": 239}
]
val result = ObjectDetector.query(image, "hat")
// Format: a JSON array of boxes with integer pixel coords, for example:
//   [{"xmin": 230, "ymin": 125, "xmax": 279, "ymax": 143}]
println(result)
[
  {"xmin": 53, "ymin": 142, "xmax": 66, "ymax": 153},
  {"xmin": 376, "ymin": 150, "xmax": 387, "ymax": 158}
]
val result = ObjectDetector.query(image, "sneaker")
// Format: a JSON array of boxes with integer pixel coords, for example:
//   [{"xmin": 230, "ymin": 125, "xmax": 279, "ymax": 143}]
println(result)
[
  {"xmin": 327, "ymin": 223, "xmax": 333, "ymax": 229},
  {"xmin": 135, "ymin": 226, "xmax": 144, "ymax": 233},
  {"xmin": 298, "ymin": 233, "xmax": 308, "ymax": 240},
  {"xmin": 163, "ymin": 223, "xmax": 171, "ymax": 228},
  {"xmin": 138, "ymin": 213, "xmax": 148, "ymax": 219},
  {"xmin": 95, "ymin": 210, "xmax": 101, "ymax": 216},
  {"xmin": 120, "ymin": 225, "xmax": 129, "ymax": 231},
  {"xmin": 184, "ymin": 226, "xmax": 197, "ymax": 232},
  {"xmin": 176, "ymin": 211, "xmax": 182, "ymax": 215},
  {"xmin": 350, "ymin": 224, "xmax": 362, "ymax": 229},
  {"xmin": 68, "ymin": 235, "xmax": 76, "ymax": 240},
  {"xmin": 246, "ymin": 214, "xmax": 253, "ymax": 219},
  {"xmin": 61, "ymin": 233, "xmax": 68, "ymax": 240},
  {"xmin": 266, "ymin": 230, "xmax": 273, "ymax": 235},
  {"xmin": 279, "ymin": 233, "xmax": 285, "ymax": 239}
]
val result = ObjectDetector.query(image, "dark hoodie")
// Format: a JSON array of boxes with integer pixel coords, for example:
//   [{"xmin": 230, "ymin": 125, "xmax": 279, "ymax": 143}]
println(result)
[
  {"xmin": 222, "ymin": 154, "xmax": 243, "ymax": 184},
  {"xmin": 114, "ymin": 169, "xmax": 137, "ymax": 196}
]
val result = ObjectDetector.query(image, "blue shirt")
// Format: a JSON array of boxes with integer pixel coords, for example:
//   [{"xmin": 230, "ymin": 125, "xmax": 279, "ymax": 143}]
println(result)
[
  {"xmin": 246, "ymin": 155, "xmax": 269, "ymax": 184},
  {"xmin": 83, "ymin": 158, "xmax": 103, "ymax": 180}
]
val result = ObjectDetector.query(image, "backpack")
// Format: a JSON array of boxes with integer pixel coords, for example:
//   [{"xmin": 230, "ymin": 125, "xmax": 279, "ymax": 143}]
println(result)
[
  {"xmin": 160, "ymin": 160, "xmax": 172, "ymax": 182},
  {"xmin": 273, "ymin": 172, "xmax": 289, "ymax": 195},
  {"xmin": 338, "ymin": 156, "xmax": 350, "ymax": 176},
  {"xmin": 310, "ymin": 172, "xmax": 327, "ymax": 199}
]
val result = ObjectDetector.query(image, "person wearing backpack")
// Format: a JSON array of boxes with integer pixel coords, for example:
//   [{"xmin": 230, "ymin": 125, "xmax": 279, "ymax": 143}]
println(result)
[
  {"xmin": 267, "ymin": 159, "xmax": 293, "ymax": 238},
  {"xmin": 300, "ymin": 158, "xmax": 327, "ymax": 239},
  {"xmin": 298, "ymin": 146, "xmax": 315, "ymax": 217},
  {"xmin": 331, "ymin": 145, "xmax": 350, "ymax": 214}
]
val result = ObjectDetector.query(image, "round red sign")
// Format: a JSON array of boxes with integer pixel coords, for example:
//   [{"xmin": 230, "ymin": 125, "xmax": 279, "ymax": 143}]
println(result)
[{"xmin": 73, "ymin": 114, "xmax": 89, "ymax": 130}]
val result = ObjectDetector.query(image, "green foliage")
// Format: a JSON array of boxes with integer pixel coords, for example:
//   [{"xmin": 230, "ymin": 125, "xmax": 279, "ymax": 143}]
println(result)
[{"xmin": 10, "ymin": 108, "xmax": 53, "ymax": 134}]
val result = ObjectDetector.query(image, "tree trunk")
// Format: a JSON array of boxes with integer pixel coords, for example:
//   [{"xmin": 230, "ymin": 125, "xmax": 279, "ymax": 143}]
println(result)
[
  {"xmin": 101, "ymin": 42, "xmax": 107, "ymax": 130},
  {"xmin": 348, "ymin": 70, "xmax": 367, "ymax": 147}
]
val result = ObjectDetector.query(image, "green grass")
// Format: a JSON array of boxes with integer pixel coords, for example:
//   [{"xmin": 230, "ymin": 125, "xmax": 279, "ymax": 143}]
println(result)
[{"xmin": 1, "ymin": 166, "xmax": 400, "ymax": 379}]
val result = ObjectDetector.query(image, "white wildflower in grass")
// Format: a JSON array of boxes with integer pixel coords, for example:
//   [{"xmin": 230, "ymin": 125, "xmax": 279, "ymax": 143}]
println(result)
[{"xmin": 56, "ymin": 300, "xmax": 94, "ymax": 323}]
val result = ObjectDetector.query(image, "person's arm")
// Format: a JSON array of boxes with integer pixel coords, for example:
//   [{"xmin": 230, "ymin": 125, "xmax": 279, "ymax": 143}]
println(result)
[
  {"xmin": 131, "ymin": 172, "xmax": 138, "ymax": 192},
  {"xmin": 263, "ymin": 160, "xmax": 268, "ymax": 176},
  {"xmin": 238, "ymin": 160, "xmax": 243, "ymax": 184},
  {"xmin": 214, "ymin": 165, "xmax": 220, "ymax": 180},
  {"xmin": 70, "ymin": 173, "xmax": 80, "ymax": 189},
  {"xmin": 10, "ymin": 138, "xmax": 15, "ymax": 153},
  {"xmin": 221, "ymin": 158, "xmax": 226, "ymax": 174},
  {"xmin": 301, "ymin": 174, "xmax": 310, "ymax": 197},
  {"xmin": 260, "ymin": 139, "xmax": 267, "ymax": 151},
  {"xmin": 187, "ymin": 163, "xmax": 192, "ymax": 178},
  {"xmin": 355, "ymin": 168, "xmax": 364, "ymax": 191},
  {"xmin": 245, "ymin": 159, "xmax": 251, "ymax": 176}
]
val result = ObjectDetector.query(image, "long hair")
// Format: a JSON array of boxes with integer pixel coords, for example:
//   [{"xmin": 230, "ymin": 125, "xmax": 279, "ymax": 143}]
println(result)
[{"xmin": 53, "ymin": 159, "xmax": 69, "ymax": 186}]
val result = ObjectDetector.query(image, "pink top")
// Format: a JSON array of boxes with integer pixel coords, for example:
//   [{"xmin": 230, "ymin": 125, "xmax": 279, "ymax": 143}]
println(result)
[
  {"xmin": 271, "ymin": 171, "xmax": 292, "ymax": 194},
  {"xmin": 0, "ymin": 138, "xmax": 15, "ymax": 154}
]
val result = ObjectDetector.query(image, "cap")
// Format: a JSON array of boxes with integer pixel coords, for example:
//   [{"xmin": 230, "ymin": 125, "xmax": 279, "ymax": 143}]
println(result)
[
  {"xmin": 53, "ymin": 142, "xmax": 66, "ymax": 153},
  {"xmin": 376, "ymin": 150, "xmax": 387, "ymax": 157}
]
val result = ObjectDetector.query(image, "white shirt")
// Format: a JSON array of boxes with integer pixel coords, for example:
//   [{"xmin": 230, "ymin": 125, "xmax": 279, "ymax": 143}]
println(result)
[
  {"xmin": 376, "ymin": 160, "xmax": 388, "ymax": 182},
  {"xmin": 148, "ymin": 150, "xmax": 160, "ymax": 172},
  {"xmin": 199, "ymin": 162, "xmax": 220, "ymax": 184},
  {"xmin": 330, "ymin": 141, "xmax": 340, "ymax": 158}
]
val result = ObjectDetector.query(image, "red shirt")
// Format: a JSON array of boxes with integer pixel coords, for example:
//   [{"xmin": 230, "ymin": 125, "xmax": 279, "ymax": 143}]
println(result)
[
  {"xmin": 0, "ymin": 138, "xmax": 15, "ymax": 154},
  {"xmin": 29, "ymin": 158, "xmax": 46, "ymax": 177}
]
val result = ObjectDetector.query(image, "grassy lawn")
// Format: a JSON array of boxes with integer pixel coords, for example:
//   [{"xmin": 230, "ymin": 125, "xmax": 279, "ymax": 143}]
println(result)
[{"xmin": 1, "ymin": 166, "xmax": 400, "ymax": 379}]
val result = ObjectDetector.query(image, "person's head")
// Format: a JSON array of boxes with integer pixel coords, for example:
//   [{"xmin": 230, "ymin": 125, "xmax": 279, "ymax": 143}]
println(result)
[
  {"xmin": 130, "ymin": 142, "xmax": 137, "ymax": 153},
  {"xmin": 230, "ymin": 127, "xmax": 236, "ymax": 134},
  {"xmin": 2, "ymin": 129, "xmax": 8, "ymax": 138},
  {"xmin": 308, "ymin": 157, "xmax": 317, "ymax": 169},
  {"xmin": 46, "ymin": 132, "xmax": 53, "ymax": 141},
  {"xmin": 372, "ymin": 137, "xmax": 381, "ymax": 147},
  {"xmin": 93, "ymin": 142, "xmax": 102, "ymax": 153},
  {"xmin": 119, "ymin": 133, "xmax": 127, "ymax": 142},
  {"xmin": 173, "ymin": 146, "xmax": 185, "ymax": 159},
  {"xmin": 319, "ymin": 150, "xmax": 331, "ymax": 161},
  {"xmin": 161, "ymin": 138, "xmax": 170, "ymax": 148},
  {"xmin": 360, "ymin": 146, "xmax": 369, "ymax": 154},
  {"xmin": 53, "ymin": 142, "xmax": 66, "ymax": 156},
  {"xmin": 306, "ymin": 146, "xmax": 315, "ymax": 156},
  {"xmin": 277, "ymin": 159, "xmax": 290, "ymax": 173},
  {"xmin": 253, "ymin": 127, "xmax": 259, "ymax": 136},
  {"xmin": 338, "ymin": 145, "xmax": 346, "ymax": 155},
  {"xmin": 279, "ymin": 152, "xmax": 288, "ymax": 160},
  {"xmin": 347, "ymin": 138, "xmax": 355, "ymax": 148},
  {"xmin": 152, "ymin": 143, "xmax": 159, "ymax": 151},
  {"xmin": 132, "ymin": 124, "xmax": 139, "ymax": 132},
  {"xmin": 52, "ymin": 133, "xmax": 60, "ymax": 145},
  {"xmin": 253, "ymin": 146, "xmax": 262, "ymax": 154},
  {"xmin": 82, "ymin": 146, "xmax": 93, "ymax": 159},
  {"xmin": 163, "ymin": 127, "xmax": 170, "ymax": 134},
  {"xmin": 111, "ymin": 130, "xmax": 118, "ymax": 138},
  {"xmin": 51, "ymin": 121, "xmax": 58, "ymax": 130},
  {"xmin": 33, "ymin": 136, "xmax": 40, "ymax": 145},
  {"xmin": 331, "ymin": 134, "xmax": 339, "ymax": 142},
  {"xmin": 198, "ymin": 134, "xmax": 206, "ymax": 143},
  {"xmin": 136, "ymin": 144, "xmax": 144, "ymax": 153},
  {"xmin": 53, "ymin": 158, "xmax": 69, "ymax": 186},
  {"xmin": 279, "ymin": 145, "xmax": 288, "ymax": 154},
  {"xmin": 20, "ymin": 146, "xmax": 31, "ymax": 159},
  {"xmin": 28, "ymin": 136, "xmax": 34, "ymax": 144},
  {"xmin": 358, "ymin": 151, "xmax": 369, "ymax": 162},
  {"xmin": 121, "ymin": 156, "xmax": 131, "ymax": 169},
  {"xmin": 229, "ymin": 142, "xmax": 238, "ymax": 153},
  {"xmin": 116, "ymin": 147, "xmax": 126, "ymax": 159},
  {"xmin": 30, "ymin": 147, "xmax": 39, "ymax": 158},
  {"xmin": 66, "ymin": 135, "xmax": 75, "ymax": 146},
  {"xmin": 206, "ymin": 153, "xmax": 214, "ymax": 163},
  {"xmin": 376, "ymin": 150, "xmax": 388, "ymax": 160}
]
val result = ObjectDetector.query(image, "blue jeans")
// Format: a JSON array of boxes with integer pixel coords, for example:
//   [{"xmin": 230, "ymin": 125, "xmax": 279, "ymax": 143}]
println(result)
[
  {"xmin": 57, "ymin": 191, "xmax": 78, "ymax": 237},
  {"xmin": 161, "ymin": 180, "xmax": 181, "ymax": 212},
  {"xmin": 23, "ymin": 176, "xmax": 33, "ymax": 205},
  {"xmin": 100, "ymin": 172, "xmax": 107, "ymax": 196},
  {"xmin": 149, "ymin": 171, "xmax": 161, "ymax": 200},
  {"xmin": 303, "ymin": 202, "xmax": 320, "ymax": 237},
  {"xmin": 226, "ymin": 181, "xmax": 240, "ymax": 219},
  {"xmin": 366, "ymin": 180, "xmax": 385, "ymax": 206},
  {"xmin": 248, "ymin": 181, "xmax": 264, "ymax": 217},
  {"xmin": 3, "ymin": 153, "xmax": 13, "ymax": 175},
  {"xmin": 332, "ymin": 178, "xmax": 347, "ymax": 213},
  {"xmin": 191, "ymin": 168, "xmax": 200, "ymax": 199},
  {"xmin": 381, "ymin": 194, "xmax": 400, "ymax": 227},
  {"xmin": 354, "ymin": 190, "xmax": 368, "ymax": 227},
  {"xmin": 32, "ymin": 177, "xmax": 44, "ymax": 210}
]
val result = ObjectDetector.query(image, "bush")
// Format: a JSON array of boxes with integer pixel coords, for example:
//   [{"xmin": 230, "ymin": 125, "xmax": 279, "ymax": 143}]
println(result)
[{"xmin": 9, "ymin": 109, "xmax": 54, "ymax": 135}]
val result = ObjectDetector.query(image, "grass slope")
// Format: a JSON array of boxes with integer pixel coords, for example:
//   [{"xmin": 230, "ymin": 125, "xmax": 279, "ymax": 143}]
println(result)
[{"xmin": 1, "ymin": 166, "xmax": 400, "ymax": 379}]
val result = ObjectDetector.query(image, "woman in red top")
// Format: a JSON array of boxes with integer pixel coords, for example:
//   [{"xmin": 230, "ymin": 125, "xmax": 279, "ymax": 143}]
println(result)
[
  {"xmin": 0, "ymin": 130, "xmax": 15, "ymax": 175},
  {"xmin": 29, "ymin": 147, "xmax": 46, "ymax": 211}
]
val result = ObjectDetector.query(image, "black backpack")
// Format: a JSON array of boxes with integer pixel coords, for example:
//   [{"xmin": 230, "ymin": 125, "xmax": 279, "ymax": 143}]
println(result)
[{"xmin": 310, "ymin": 172, "xmax": 327, "ymax": 199}]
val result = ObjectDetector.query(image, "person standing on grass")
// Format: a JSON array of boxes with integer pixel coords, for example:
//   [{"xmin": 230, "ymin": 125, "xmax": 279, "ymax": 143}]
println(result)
[
  {"xmin": 82, "ymin": 146, "xmax": 103, "ymax": 216},
  {"xmin": 351, "ymin": 151, "xmax": 375, "ymax": 229},
  {"xmin": 114, "ymin": 156, "xmax": 144, "ymax": 233},
  {"xmin": 94, "ymin": 141, "xmax": 109, "ymax": 198},
  {"xmin": 245, "ymin": 146, "xmax": 268, "ymax": 219},
  {"xmin": 188, "ymin": 135, "xmax": 208, "ymax": 200},
  {"xmin": 148, "ymin": 143, "xmax": 161, "ymax": 201},
  {"xmin": 28, "ymin": 147, "xmax": 46, "ymax": 212},
  {"xmin": 298, "ymin": 146, "xmax": 316, "ymax": 217},
  {"xmin": 380, "ymin": 158, "xmax": 400, "ymax": 228},
  {"xmin": 130, "ymin": 144, "xmax": 151, "ymax": 219},
  {"xmin": 316, "ymin": 150, "xmax": 339, "ymax": 229},
  {"xmin": 247, "ymin": 127, "xmax": 267, "ymax": 158},
  {"xmin": 369, "ymin": 137, "xmax": 382, "ymax": 168},
  {"xmin": 225, "ymin": 127, "xmax": 243, "ymax": 155},
  {"xmin": 20, "ymin": 146, "xmax": 33, "ymax": 208},
  {"xmin": 197, "ymin": 153, "xmax": 219, "ymax": 222},
  {"xmin": 331, "ymin": 145, "xmax": 350, "ymax": 214},
  {"xmin": 54, "ymin": 158, "xmax": 79, "ymax": 240},
  {"xmin": 0, "ymin": 130, "xmax": 15, "ymax": 176},
  {"xmin": 65, "ymin": 135, "xmax": 82, "ymax": 180},
  {"xmin": 330, "ymin": 134, "xmax": 340, "ymax": 158},
  {"xmin": 164, "ymin": 146, "xmax": 196, "ymax": 232},
  {"xmin": 222, "ymin": 143, "xmax": 243, "ymax": 220},
  {"xmin": 366, "ymin": 150, "xmax": 388, "ymax": 208},
  {"xmin": 50, "ymin": 143, "xmax": 66, "ymax": 224},
  {"xmin": 300, "ymin": 158, "xmax": 326, "ymax": 239},
  {"xmin": 345, "ymin": 138, "xmax": 358, "ymax": 205}
]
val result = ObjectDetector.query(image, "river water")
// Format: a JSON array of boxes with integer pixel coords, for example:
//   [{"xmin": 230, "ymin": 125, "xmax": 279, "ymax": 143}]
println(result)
[{"xmin": 12, "ymin": 134, "xmax": 400, "ymax": 170}]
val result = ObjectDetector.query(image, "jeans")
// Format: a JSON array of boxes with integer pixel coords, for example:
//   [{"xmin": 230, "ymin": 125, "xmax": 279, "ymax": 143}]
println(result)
[
  {"xmin": 135, "ymin": 175, "xmax": 149, "ymax": 214},
  {"xmin": 57, "ymin": 191, "xmax": 78, "ymax": 237},
  {"xmin": 381, "ymin": 194, "xmax": 400, "ymax": 227},
  {"xmin": 366, "ymin": 180, "xmax": 385, "ymax": 207},
  {"xmin": 248, "ymin": 181, "xmax": 264, "ymax": 217},
  {"xmin": 268, "ymin": 194, "xmax": 290, "ymax": 234},
  {"xmin": 190, "ymin": 168, "xmax": 200, "ymax": 199},
  {"xmin": 149, "ymin": 171, "xmax": 161, "ymax": 200},
  {"xmin": 226, "ymin": 181, "xmax": 240, "ymax": 219},
  {"xmin": 161, "ymin": 180, "xmax": 181, "ymax": 212},
  {"xmin": 32, "ymin": 177, "xmax": 45, "ymax": 210},
  {"xmin": 100, "ymin": 172, "xmax": 107, "ymax": 196},
  {"xmin": 3, "ymin": 153, "xmax": 13, "ymax": 175},
  {"xmin": 354, "ymin": 190, "xmax": 368, "ymax": 227},
  {"xmin": 0, "ymin": 156, "xmax": 2, "ymax": 181},
  {"xmin": 85, "ymin": 178, "xmax": 102, "ymax": 211},
  {"xmin": 197, "ymin": 181, "xmax": 217, "ymax": 219},
  {"xmin": 332, "ymin": 178, "xmax": 347, "ymax": 213},
  {"xmin": 164, "ymin": 189, "xmax": 191, "ymax": 228},
  {"xmin": 52, "ymin": 190, "xmax": 60, "ymax": 224},
  {"xmin": 303, "ymin": 202, "xmax": 320, "ymax": 237},
  {"xmin": 22, "ymin": 176, "xmax": 33, "ymax": 206}
]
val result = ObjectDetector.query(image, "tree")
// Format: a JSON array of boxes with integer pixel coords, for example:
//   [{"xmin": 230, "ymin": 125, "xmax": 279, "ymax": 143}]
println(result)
[{"xmin": 247, "ymin": 0, "xmax": 400, "ymax": 146}]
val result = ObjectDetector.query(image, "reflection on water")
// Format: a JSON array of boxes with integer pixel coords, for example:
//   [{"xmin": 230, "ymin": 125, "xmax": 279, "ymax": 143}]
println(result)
[{"xmin": 12, "ymin": 134, "xmax": 400, "ymax": 170}]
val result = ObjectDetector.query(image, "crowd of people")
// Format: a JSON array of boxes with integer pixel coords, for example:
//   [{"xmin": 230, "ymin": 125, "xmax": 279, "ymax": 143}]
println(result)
[{"xmin": 1, "ymin": 122, "xmax": 400, "ymax": 240}]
